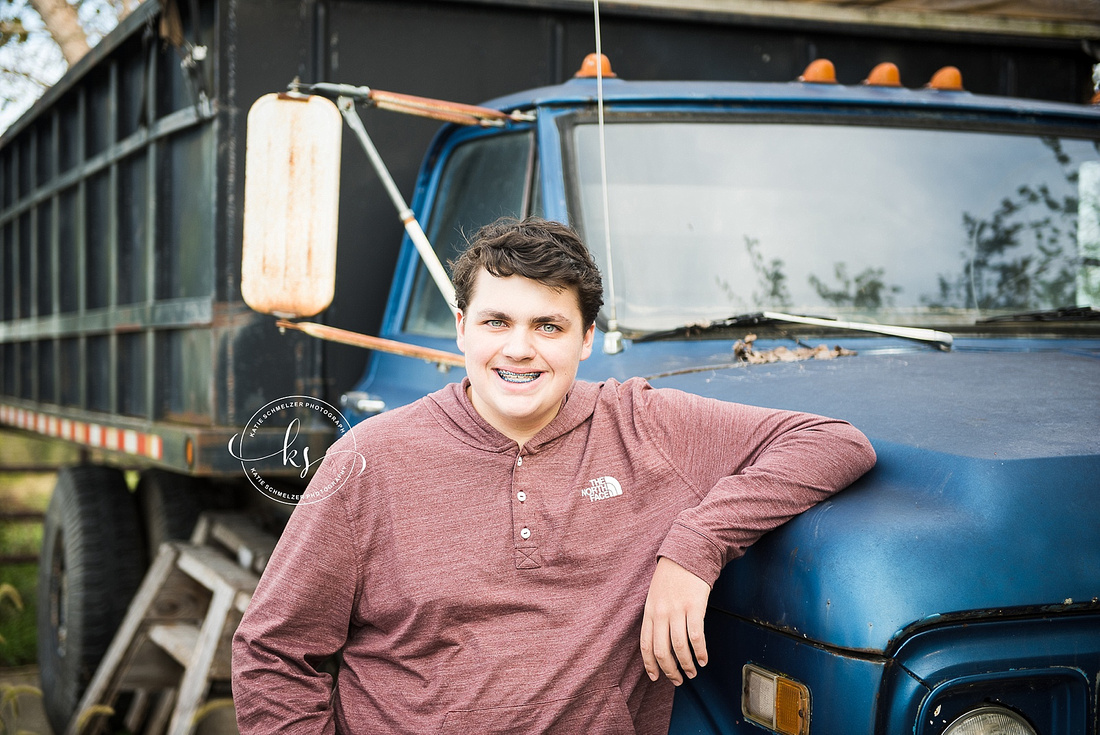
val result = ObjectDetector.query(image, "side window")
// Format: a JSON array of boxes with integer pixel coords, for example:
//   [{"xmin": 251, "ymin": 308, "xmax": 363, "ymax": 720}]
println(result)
[{"xmin": 403, "ymin": 131, "xmax": 535, "ymax": 337}]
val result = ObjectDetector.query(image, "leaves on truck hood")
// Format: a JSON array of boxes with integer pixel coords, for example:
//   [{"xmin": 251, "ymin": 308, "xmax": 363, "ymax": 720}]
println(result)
[{"xmin": 733, "ymin": 333, "xmax": 857, "ymax": 364}]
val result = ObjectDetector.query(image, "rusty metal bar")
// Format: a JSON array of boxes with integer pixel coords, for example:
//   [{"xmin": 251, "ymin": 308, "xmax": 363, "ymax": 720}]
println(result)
[
  {"xmin": 368, "ymin": 89, "xmax": 532, "ymax": 126},
  {"xmin": 275, "ymin": 320, "xmax": 464, "ymax": 369},
  {"xmin": 297, "ymin": 83, "xmax": 535, "ymax": 127}
]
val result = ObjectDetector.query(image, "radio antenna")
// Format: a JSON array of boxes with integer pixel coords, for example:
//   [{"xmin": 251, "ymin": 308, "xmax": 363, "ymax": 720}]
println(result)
[{"xmin": 592, "ymin": 0, "xmax": 623, "ymax": 353}]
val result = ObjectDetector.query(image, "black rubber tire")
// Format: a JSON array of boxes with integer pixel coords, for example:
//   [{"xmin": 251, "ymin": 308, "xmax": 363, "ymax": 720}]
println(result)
[
  {"xmin": 136, "ymin": 469, "xmax": 212, "ymax": 559},
  {"xmin": 36, "ymin": 465, "xmax": 147, "ymax": 734}
]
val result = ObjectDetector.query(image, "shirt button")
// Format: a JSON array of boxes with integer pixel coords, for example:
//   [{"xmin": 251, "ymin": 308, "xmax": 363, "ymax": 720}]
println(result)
[
  {"xmin": 516, "ymin": 456, "xmax": 523, "ymax": 467},
  {"xmin": 520, "ymin": 527, "xmax": 531, "ymax": 540},
  {"xmin": 517, "ymin": 491, "xmax": 527, "ymax": 502}
]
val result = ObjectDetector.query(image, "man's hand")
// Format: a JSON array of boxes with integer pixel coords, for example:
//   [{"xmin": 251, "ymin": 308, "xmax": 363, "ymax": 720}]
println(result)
[{"xmin": 639, "ymin": 557, "xmax": 712, "ymax": 686}]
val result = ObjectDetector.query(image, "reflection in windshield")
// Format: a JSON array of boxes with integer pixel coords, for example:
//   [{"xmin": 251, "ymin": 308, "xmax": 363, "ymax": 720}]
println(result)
[
  {"xmin": 930, "ymin": 138, "xmax": 1085, "ymax": 312},
  {"xmin": 572, "ymin": 121, "xmax": 1100, "ymax": 332}
]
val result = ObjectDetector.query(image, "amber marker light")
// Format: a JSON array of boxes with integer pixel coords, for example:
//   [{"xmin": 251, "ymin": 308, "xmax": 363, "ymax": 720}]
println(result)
[
  {"xmin": 864, "ymin": 62, "xmax": 902, "ymax": 86},
  {"xmin": 798, "ymin": 59, "xmax": 837, "ymax": 84},
  {"xmin": 927, "ymin": 66, "xmax": 965, "ymax": 91},
  {"xmin": 575, "ymin": 53, "xmax": 617, "ymax": 78},
  {"xmin": 742, "ymin": 663, "xmax": 811, "ymax": 735}
]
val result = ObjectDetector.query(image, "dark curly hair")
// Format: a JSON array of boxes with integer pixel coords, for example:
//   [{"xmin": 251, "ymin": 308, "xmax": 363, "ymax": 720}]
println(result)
[{"xmin": 450, "ymin": 217, "xmax": 604, "ymax": 328}]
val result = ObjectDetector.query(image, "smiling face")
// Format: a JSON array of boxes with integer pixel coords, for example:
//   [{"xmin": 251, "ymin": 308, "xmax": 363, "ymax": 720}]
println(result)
[{"xmin": 456, "ymin": 270, "xmax": 595, "ymax": 447}]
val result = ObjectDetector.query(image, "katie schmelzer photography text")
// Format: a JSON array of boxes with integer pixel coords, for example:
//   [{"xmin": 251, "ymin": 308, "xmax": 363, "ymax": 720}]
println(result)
[{"xmin": 228, "ymin": 395, "xmax": 365, "ymax": 505}]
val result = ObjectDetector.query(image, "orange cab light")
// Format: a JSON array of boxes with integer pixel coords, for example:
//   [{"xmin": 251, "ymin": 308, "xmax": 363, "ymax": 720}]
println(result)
[
  {"xmin": 575, "ymin": 53, "xmax": 617, "ymax": 79},
  {"xmin": 798, "ymin": 58, "xmax": 837, "ymax": 84},
  {"xmin": 927, "ymin": 66, "xmax": 964, "ymax": 91},
  {"xmin": 864, "ymin": 62, "xmax": 902, "ymax": 87}
]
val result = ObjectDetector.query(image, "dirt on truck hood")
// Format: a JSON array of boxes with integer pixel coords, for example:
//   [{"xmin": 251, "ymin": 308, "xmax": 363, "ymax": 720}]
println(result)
[{"xmin": 644, "ymin": 341, "xmax": 1100, "ymax": 653}]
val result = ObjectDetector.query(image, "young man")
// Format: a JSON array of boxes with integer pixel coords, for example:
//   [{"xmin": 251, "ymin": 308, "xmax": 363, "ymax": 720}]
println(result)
[{"xmin": 231, "ymin": 217, "xmax": 876, "ymax": 734}]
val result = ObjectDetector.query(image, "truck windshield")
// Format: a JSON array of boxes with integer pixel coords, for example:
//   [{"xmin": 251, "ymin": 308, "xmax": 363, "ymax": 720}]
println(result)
[
  {"xmin": 404, "ymin": 130, "xmax": 536, "ymax": 337},
  {"xmin": 570, "ymin": 118, "xmax": 1100, "ymax": 334}
]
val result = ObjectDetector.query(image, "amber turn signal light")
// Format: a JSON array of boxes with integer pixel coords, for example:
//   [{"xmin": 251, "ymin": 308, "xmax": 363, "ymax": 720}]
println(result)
[
  {"xmin": 798, "ymin": 58, "xmax": 837, "ymax": 84},
  {"xmin": 575, "ymin": 53, "xmax": 617, "ymax": 78},
  {"xmin": 927, "ymin": 66, "xmax": 964, "ymax": 90},
  {"xmin": 743, "ymin": 664, "xmax": 811, "ymax": 735},
  {"xmin": 864, "ymin": 62, "xmax": 901, "ymax": 86}
]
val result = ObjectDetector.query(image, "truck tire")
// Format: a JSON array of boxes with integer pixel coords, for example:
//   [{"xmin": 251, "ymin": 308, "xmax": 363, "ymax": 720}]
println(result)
[
  {"xmin": 36, "ymin": 465, "xmax": 147, "ymax": 734},
  {"xmin": 136, "ymin": 469, "xmax": 211, "ymax": 558}
]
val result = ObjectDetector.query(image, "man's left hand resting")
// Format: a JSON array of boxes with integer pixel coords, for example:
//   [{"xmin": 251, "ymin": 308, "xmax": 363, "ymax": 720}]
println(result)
[{"xmin": 640, "ymin": 556, "xmax": 712, "ymax": 686}]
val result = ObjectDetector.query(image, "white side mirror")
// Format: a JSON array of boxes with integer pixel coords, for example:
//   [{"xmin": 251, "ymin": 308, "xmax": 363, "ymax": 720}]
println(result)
[{"xmin": 241, "ymin": 93, "xmax": 342, "ymax": 318}]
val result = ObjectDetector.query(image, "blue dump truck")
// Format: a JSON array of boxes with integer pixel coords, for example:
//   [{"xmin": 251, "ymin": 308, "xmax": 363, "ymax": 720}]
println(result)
[
  {"xmin": 245, "ymin": 58, "xmax": 1100, "ymax": 735},
  {"xmin": 1, "ymin": 0, "xmax": 1099, "ymax": 731}
]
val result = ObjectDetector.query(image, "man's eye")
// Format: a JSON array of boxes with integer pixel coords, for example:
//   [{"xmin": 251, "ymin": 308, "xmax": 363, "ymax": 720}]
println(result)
[
  {"xmin": 487, "ymin": 319, "xmax": 506, "ymax": 328},
  {"xmin": 539, "ymin": 324, "xmax": 561, "ymax": 333}
]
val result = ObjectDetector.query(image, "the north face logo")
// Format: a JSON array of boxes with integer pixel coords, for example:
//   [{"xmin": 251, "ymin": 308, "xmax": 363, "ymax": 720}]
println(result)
[{"xmin": 582, "ymin": 476, "xmax": 623, "ymax": 502}]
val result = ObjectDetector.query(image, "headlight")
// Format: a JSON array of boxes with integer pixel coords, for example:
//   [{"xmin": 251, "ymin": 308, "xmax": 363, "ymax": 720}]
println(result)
[
  {"xmin": 942, "ymin": 706, "xmax": 1037, "ymax": 735},
  {"xmin": 741, "ymin": 663, "xmax": 810, "ymax": 735}
]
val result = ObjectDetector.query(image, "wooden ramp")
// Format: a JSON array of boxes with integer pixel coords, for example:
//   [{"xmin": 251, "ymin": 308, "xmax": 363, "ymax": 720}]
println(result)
[{"xmin": 67, "ymin": 513, "xmax": 277, "ymax": 735}]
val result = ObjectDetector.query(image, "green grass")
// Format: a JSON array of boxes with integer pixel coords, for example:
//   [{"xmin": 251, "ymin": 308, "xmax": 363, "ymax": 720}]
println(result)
[
  {"xmin": 0, "ymin": 472, "xmax": 53, "ymax": 668},
  {"xmin": 0, "ymin": 564, "xmax": 37, "ymax": 667}
]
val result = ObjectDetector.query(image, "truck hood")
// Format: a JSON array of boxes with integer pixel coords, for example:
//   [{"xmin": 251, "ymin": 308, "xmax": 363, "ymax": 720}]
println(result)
[{"xmin": 644, "ymin": 342, "xmax": 1100, "ymax": 653}]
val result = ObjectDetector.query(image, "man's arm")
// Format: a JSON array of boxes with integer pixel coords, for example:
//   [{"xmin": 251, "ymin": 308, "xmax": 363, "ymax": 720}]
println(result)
[
  {"xmin": 231, "ymin": 450, "xmax": 364, "ymax": 733},
  {"xmin": 633, "ymin": 385, "xmax": 877, "ymax": 684},
  {"xmin": 640, "ymin": 557, "xmax": 711, "ymax": 685}
]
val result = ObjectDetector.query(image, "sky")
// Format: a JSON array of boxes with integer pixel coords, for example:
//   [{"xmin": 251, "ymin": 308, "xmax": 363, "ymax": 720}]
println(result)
[
  {"xmin": 0, "ymin": 3, "xmax": 64, "ymax": 133},
  {"xmin": 0, "ymin": 0, "xmax": 122, "ymax": 134}
]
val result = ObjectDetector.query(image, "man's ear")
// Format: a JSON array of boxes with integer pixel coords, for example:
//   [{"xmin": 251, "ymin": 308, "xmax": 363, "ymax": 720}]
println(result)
[
  {"xmin": 455, "ymin": 309, "xmax": 466, "ymax": 353},
  {"xmin": 580, "ymin": 323, "xmax": 595, "ymax": 361}
]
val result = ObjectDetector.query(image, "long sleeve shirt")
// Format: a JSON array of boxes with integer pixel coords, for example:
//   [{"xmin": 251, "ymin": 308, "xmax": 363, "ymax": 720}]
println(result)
[{"xmin": 231, "ymin": 377, "xmax": 876, "ymax": 734}]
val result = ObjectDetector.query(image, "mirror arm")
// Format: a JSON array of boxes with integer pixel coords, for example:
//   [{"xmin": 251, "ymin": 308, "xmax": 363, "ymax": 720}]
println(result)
[
  {"xmin": 337, "ymin": 96, "xmax": 459, "ymax": 316},
  {"xmin": 276, "ymin": 319, "xmax": 464, "ymax": 369}
]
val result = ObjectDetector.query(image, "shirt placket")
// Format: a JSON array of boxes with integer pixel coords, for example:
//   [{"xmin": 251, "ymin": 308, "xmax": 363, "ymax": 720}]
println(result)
[{"xmin": 511, "ymin": 451, "xmax": 541, "ymax": 569}]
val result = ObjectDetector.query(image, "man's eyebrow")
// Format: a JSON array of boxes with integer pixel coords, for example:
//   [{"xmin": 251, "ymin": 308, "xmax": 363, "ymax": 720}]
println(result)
[
  {"xmin": 473, "ymin": 309, "xmax": 511, "ymax": 321},
  {"xmin": 471, "ymin": 309, "xmax": 574, "ymax": 325},
  {"xmin": 532, "ymin": 313, "xmax": 573, "ymax": 325}
]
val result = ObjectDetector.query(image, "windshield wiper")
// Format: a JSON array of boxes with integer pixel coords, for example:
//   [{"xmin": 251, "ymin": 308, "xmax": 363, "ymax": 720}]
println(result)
[
  {"xmin": 977, "ymin": 306, "xmax": 1100, "ymax": 323},
  {"xmin": 635, "ymin": 311, "xmax": 953, "ymax": 351}
]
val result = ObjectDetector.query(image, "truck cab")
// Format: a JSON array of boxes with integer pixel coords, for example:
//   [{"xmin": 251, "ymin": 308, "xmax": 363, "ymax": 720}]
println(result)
[
  {"xmin": 2, "ymin": 0, "xmax": 1096, "ymax": 720},
  {"xmin": 337, "ymin": 59, "xmax": 1100, "ymax": 734}
]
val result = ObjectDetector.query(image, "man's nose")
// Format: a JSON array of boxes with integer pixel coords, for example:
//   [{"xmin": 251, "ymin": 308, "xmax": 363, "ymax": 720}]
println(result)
[{"xmin": 502, "ymin": 328, "xmax": 536, "ymax": 359}]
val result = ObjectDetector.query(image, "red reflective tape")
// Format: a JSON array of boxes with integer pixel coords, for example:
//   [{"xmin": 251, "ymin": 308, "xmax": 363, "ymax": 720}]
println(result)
[{"xmin": 0, "ymin": 404, "xmax": 164, "ymax": 462}]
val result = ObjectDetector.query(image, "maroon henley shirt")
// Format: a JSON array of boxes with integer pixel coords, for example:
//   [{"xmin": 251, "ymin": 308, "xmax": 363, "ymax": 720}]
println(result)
[{"xmin": 232, "ymin": 377, "xmax": 875, "ymax": 733}]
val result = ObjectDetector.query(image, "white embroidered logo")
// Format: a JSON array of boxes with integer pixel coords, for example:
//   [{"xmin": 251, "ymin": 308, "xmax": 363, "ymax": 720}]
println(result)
[{"xmin": 582, "ymin": 476, "xmax": 623, "ymax": 502}]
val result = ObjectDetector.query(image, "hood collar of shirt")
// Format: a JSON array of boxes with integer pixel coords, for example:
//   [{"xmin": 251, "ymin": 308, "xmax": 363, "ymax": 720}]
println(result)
[{"xmin": 426, "ymin": 378, "xmax": 600, "ymax": 454}]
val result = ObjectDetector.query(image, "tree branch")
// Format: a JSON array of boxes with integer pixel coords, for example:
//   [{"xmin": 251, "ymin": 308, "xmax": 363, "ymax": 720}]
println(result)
[
  {"xmin": 26, "ymin": 0, "xmax": 89, "ymax": 65},
  {"xmin": 0, "ymin": 65, "xmax": 53, "ymax": 88}
]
